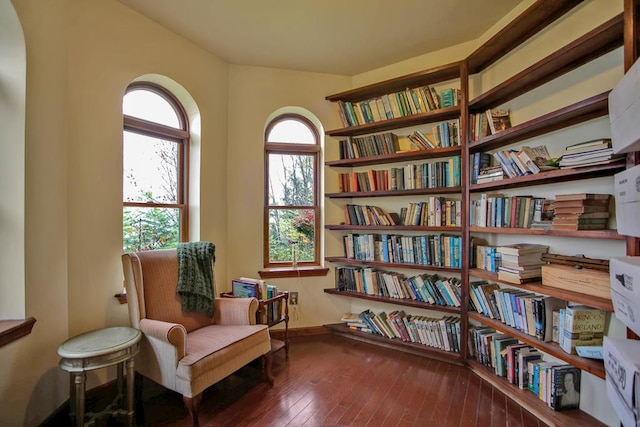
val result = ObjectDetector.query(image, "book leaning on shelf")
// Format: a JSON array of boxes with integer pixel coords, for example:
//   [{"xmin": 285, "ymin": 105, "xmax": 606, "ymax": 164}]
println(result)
[
  {"xmin": 334, "ymin": 266, "xmax": 462, "ymax": 307},
  {"xmin": 347, "ymin": 309, "xmax": 461, "ymax": 352}
]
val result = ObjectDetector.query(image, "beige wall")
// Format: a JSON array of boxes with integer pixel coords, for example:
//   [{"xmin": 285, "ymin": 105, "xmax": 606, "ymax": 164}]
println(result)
[
  {"xmin": 0, "ymin": 0, "xmax": 625, "ymax": 425},
  {"xmin": 3, "ymin": 0, "xmax": 229, "ymax": 424},
  {"xmin": 226, "ymin": 65, "xmax": 351, "ymax": 327}
]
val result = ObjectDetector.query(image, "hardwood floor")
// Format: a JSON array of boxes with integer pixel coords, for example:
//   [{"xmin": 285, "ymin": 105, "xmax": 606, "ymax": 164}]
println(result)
[{"xmin": 47, "ymin": 334, "xmax": 547, "ymax": 426}]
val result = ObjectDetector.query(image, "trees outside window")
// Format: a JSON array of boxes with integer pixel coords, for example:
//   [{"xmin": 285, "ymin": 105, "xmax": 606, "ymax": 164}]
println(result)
[
  {"xmin": 265, "ymin": 114, "xmax": 320, "ymax": 267},
  {"xmin": 122, "ymin": 83, "xmax": 189, "ymax": 253}
]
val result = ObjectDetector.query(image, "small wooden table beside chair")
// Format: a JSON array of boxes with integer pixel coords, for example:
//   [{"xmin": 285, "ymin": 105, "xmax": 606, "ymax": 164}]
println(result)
[{"xmin": 122, "ymin": 245, "xmax": 273, "ymax": 427}]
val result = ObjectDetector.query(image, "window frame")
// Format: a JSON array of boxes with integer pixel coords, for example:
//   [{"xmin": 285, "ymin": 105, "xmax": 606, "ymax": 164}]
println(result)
[
  {"xmin": 263, "ymin": 113, "xmax": 321, "ymax": 269},
  {"xmin": 122, "ymin": 82, "xmax": 190, "ymax": 247}
]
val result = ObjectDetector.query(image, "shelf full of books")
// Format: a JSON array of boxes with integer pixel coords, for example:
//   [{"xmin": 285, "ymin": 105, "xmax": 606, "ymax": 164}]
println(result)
[
  {"xmin": 338, "ymin": 232, "xmax": 462, "ymax": 270},
  {"xmin": 330, "ymin": 266, "xmax": 463, "ymax": 312}
]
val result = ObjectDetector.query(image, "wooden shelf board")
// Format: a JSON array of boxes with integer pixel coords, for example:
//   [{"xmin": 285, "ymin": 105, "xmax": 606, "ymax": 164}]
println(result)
[
  {"xmin": 325, "ymin": 62, "xmax": 462, "ymax": 103},
  {"xmin": 468, "ymin": 312, "xmax": 605, "ymax": 379},
  {"xmin": 467, "ymin": 359, "xmax": 606, "ymax": 427},
  {"xmin": 469, "ymin": 160, "xmax": 626, "ymax": 193},
  {"xmin": 467, "ymin": 1, "xmax": 583, "ymax": 73},
  {"xmin": 325, "ymin": 256, "xmax": 462, "ymax": 273},
  {"xmin": 468, "ymin": 269, "xmax": 614, "ymax": 311},
  {"xmin": 323, "ymin": 288, "xmax": 461, "ymax": 314},
  {"xmin": 468, "ymin": 226, "xmax": 625, "ymax": 241},
  {"xmin": 323, "ymin": 323, "xmax": 463, "ymax": 364},
  {"xmin": 326, "ymin": 186, "xmax": 462, "ymax": 199},
  {"xmin": 468, "ymin": 92, "xmax": 610, "ymax": 153},
  {"xmin": 326, "ymin": 107, "xmax": 460, "ymax": 137},
  {"xmin": 326, "ymin": 146, "xmax": 461, "ymax": 167},
  {"xmin": 325, "ymin": 224, "xmax": 462, "ymax": 232},
  {"xmin": 469, "ymin": 14, "xmax": 623, "ymax": 111}
]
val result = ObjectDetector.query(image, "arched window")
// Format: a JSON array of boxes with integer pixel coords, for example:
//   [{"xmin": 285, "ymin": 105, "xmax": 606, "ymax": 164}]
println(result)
[
  {"xmin": 264, "ymin": 114, "xmax": 321, "ymax": 268},
  {"xmin": 122, "ymin": 82, "xmax": 189, "ymax": 252}
]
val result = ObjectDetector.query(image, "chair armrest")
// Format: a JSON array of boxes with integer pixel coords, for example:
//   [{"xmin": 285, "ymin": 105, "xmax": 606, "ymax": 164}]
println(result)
[
  {"xmin": 139, "ymin": 318, "xmax": 187, "ymax": 360},
  {"xmin": 214, "ymin": 297, "xmax": 258, "ymax": 325}
]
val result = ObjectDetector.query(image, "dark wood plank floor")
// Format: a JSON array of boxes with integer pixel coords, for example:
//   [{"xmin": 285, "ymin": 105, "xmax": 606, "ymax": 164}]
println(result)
[{"xmin": 47, "ymin": 334, "xmax": 547, "ymax": 426}]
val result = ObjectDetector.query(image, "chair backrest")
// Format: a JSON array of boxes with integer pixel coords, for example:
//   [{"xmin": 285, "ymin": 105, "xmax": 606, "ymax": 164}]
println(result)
[{"xmin": 122, "ymin": 248, "xmax": 215, "ymax": 333}]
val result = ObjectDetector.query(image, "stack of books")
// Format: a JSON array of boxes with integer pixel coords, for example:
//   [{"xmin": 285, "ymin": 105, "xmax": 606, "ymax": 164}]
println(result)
[
  {"xmin": 496, "ymin": 243, "xmax": 549, "ymax": 284},
  {"xmin": 551, "ymin": 193, "xmax": 611, "ymax": 230},
  {"xmin": 558, "ymin": 138, "xmax": 624, "ymax": 168}
]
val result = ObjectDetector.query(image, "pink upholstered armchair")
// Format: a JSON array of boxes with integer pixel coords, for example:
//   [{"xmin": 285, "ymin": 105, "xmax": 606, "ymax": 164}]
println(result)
[{"xmin": 122, "ymin": 248, "xmax": 273, "ymax": 427}]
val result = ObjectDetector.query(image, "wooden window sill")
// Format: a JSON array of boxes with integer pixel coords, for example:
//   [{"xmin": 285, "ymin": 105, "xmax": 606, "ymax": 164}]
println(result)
[
  {"xmin": 0, "ymin": 317, "xmax": 36, "ymax": 348},
  {"xmin": 259, "ymin": 266, "xmax": 329, "ymax": 279}
]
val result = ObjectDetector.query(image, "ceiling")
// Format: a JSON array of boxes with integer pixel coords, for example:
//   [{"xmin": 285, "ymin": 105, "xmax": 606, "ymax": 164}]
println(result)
[{"xmin": 119, "ymin": 0, "xmax": 526, "ymax": 76}]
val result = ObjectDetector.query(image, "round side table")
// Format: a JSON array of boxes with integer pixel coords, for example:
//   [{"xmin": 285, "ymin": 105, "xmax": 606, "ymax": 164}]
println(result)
[{"xmin": 57, "ymin": 326, "xmax": 141, "ymax": 427}]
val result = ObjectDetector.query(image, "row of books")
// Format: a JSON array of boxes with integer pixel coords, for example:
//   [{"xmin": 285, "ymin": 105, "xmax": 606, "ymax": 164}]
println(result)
[
  {"xmin": 342, "ymin": 310, "xmax": 461, "ymax": 353},
  {"xmin": 337, "ymin": 157, "xmax": 461, "ymax": 193},
  {"xmin": 469, "ymin": 283, "xmax": 561, "ymax": 341},
  {"xmin": 470, "ymin": 194, "xmax": 551, "ymax": 229},
  {"xmin": 343, "ymin": 204, "xmax": 400, "ymax": 226},
  {"xmin": 558, "ymin": 138, "xmax": 624, "ymax": 168},
  {"xmin": 338, "ymin": 132, "xmax": 400, "ymax": 159},
  {"xmin": 343, "ymin": 233, "xmax": 462, "ymax": 268},
  {"xmin": 335, "ymin": 86, "xmax": 460, "ymax": 127},
  {"xmin": 399, "ymin": 198, "xmax": 462, "ymax": 227},
  {"xmin": 335, "ymin": 266, "xmax": 462, "ymax": 307},
  {"xmin": 469, "ymin": 109, "xmax": 513, "ymax": 141},
  {"xmin": 468, "ymin": 328, "xmax": 582, "ymax": 411}
]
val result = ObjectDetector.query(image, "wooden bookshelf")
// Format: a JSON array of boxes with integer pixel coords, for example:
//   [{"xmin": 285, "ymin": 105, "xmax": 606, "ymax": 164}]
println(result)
[
  {"xmin": 468, "ymin": 226, "xmax": 626, "ymax": 241},
  {"xmin": 324, "ymin": 256, "xmax": 461, "ymax": 274},
  {"xmin": 468, "ymin": 92, "xmax": 611, "ymax": 153},
  {"xmin": 323, "ymin": 2, "xmax": 635, "ymax": 424},
  {"xmin": 325, "ymin": 224, "xmax": 462, "ymax": 233}
]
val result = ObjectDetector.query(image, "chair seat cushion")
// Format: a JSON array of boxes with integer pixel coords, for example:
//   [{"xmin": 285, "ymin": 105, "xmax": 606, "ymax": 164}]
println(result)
[{"xmin": 176, "ymin": 324, "xmax": 270, "ymax": 381}]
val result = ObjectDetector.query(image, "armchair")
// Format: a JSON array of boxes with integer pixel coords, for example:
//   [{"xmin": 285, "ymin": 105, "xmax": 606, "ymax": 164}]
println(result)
[{"xmin": 122, "ymin": 249, "xmax": 273, "ymax": 427}]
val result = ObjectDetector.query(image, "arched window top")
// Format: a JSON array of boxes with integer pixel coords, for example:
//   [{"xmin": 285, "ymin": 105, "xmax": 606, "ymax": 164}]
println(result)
[
  {"xmin": 266, "ymin": 116, "xmax": 316, "ymax": 145},
  {"xmin": 123, "ymin": 86, "xmax": 183, "ymax": 129}
]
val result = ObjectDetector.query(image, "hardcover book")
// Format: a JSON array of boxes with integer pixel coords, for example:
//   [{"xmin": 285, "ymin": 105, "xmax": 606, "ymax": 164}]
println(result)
[
  {"xmin": 551, "ymin": 365, "xmax": 581, "ymax": 411},
  {"xmin": 560, "ymin": 305, "xmax": 607, "ymax": 355}
]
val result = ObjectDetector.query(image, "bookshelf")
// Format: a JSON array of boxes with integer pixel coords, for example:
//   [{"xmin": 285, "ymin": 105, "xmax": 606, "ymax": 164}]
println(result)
[{"xmin": 323, "ymin": 1, "xmax": 638, "ymax": 424}]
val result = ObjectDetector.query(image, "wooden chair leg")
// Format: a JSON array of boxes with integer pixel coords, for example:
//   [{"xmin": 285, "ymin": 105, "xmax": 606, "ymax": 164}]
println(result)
[
  {"xmin": 134, "ymin": 373, "xmax": 145, "ymax": 426},
  {"xmin": 183, "ymin": 393, "xmax": 202, "ymax": 427},
  {"xmin": 262, "ymin": 353, "xmax": 274, "ymax": 387}
]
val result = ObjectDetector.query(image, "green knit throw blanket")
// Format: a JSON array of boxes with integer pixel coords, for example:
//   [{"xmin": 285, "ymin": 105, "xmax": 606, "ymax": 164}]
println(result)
[{"xmin": 176, "ymin": 242, "xmax": 215, "ymax": 317}]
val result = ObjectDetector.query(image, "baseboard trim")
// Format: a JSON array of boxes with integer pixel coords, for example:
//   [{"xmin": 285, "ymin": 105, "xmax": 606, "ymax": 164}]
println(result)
[{"xmin": 270, "ymin": 326, "xmax": 329, "ymax": 340}]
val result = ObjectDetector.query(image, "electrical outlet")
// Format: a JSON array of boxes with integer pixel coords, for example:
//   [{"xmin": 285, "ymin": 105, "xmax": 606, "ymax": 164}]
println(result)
[{"xmin": 290, "ymin": 291, "xmax": 299, "ymax": 305}]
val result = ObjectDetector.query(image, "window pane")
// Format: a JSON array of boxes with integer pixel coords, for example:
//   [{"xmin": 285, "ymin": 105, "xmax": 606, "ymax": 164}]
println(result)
[
  {"xmin": 267, "ymin": 119, "xmax": 315, "ymax": 144},
  {"xmin": 123, "ymin": 207, "xmax": 180, "ymax": 253},
  {"xmin": 123, "ymin": 131, "xmax": 178, "ymax": 203},
  {"xmin": 268, "ymin": 208, "xmax": 315, "ymax": 263},
  {"xmin": 268, "ymin": 153, "xmax": 314, "ymax": 206},
  {"xmin": 123, "ymin": 89, "xmax": 181, "ymax": 128}
]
